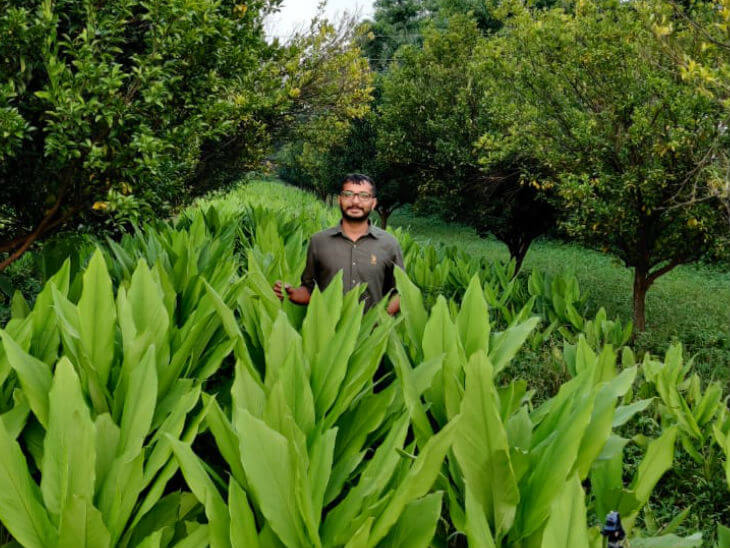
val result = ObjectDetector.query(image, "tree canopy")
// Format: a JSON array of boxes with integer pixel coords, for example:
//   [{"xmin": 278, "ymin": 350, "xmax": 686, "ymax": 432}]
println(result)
[
  {"xmin": 0, "ymin": 0, "xmax": 374, "ymax": 269},
  {"xmin": 479, "ymin": 0, "xmax": 728, "ymax": 330}
]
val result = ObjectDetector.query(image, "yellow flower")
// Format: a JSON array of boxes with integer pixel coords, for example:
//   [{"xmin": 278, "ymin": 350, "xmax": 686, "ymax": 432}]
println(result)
[{"xmin": 92, "ymin": 201, "xmax": 108, "ymax": 211}]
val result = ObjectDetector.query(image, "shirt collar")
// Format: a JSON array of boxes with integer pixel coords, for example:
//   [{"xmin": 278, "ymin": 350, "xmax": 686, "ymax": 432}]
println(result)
[{"xmin": 330, "ymin": 220, "xmax": 379, "ymax": 239}]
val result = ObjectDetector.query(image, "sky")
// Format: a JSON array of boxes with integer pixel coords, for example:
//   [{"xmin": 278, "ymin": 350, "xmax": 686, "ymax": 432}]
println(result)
[{"xmin": 265, "ymin": 0, "xmax": 376, "ymax": 41}]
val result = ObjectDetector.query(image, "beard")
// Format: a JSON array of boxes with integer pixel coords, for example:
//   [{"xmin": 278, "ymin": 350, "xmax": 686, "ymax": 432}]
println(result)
[{"xmin": 341, "ymin": 204, "xmax": 371, "ymax": 222}]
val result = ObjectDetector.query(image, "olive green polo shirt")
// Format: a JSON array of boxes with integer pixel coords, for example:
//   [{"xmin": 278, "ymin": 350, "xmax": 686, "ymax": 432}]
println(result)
[{"xmin": 301, "ymin": 222, "xmax": 405, "ymax": 310}]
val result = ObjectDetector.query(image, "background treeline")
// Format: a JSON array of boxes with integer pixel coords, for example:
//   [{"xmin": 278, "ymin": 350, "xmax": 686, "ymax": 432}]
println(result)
[
  {"xmin": 277, "ymin": 0, "xmax": 730, "ymax": 333},
  {"xmin": 3, "ymin": 0, "xmax": 730, "ymax": 333}
]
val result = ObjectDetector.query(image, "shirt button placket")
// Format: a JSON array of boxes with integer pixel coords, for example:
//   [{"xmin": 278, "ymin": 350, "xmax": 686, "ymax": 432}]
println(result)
[{"xmin": 351, "ymin": 244, "xmax": 356, "ymax": 286}]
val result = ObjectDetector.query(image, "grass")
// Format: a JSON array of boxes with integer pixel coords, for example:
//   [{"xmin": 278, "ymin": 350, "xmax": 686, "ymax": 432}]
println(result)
[{"xmin": 390, "ymin": 204, "xmax": 730, "ymax": 386}]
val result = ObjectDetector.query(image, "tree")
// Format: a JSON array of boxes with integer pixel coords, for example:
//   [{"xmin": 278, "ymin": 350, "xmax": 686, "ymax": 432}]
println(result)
[
  {"xmin": 481, "ymin": 0, "xmax": 729, "ymax": 331},
  {"xmin": 274, "ymin": 14, "xmax": 375, "ymax": 200},
  {"xmin": 377, "ymin": 14, "xmax": 556, "ymax": 269},
  {"xmin": 0, "ymin": 0, "xmax": 290, "ymax": 269},
  {"xmin": 359, "ymin": 0, "xmax": 430, "ymax": 72}
]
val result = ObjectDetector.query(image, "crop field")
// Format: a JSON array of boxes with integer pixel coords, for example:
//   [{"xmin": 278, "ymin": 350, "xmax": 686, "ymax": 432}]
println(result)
[{"xmin": 0, "ymin": 179, "xmax": 729, "ymax": 547}]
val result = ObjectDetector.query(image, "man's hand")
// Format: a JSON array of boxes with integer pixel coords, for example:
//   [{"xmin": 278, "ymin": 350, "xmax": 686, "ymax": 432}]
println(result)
[
  {"xmin": 386, "ymin": 295, "xmax": 400, "ymax": 316},
  {"xmin": 273, "ymin": 280, "xmax": 289, "ymax": 301},
  {"xmin": 273, "ymin": 281, "xmax": 311, "ymax": 305}
]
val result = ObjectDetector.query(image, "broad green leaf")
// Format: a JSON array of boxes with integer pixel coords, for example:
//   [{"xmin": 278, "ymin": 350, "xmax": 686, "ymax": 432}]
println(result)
[
  {"xmin": 118, "ymin": 345, "xmax": 158, "ymax": 460},
  {"xmin": 204, "ymin": 281, "xmax": 260, "ymax": 383},
  {"xmin": 0, "ymin": 389, "xmax": 30, "ymax": 439},
  {"xmin": 10, "ymin": 290, "xmax": 30, "ymax": 320},
  {"xmin": 97, "ymin": 453, "xmax": 145, "ymax": 545},
  {"xmin": 456, "ymin": 275, "xmax": 490, "ymax": 359},
  {"xmin": 369, "ymin": 417, "xmax": 461, "ymax": 546},
  {"xmin": 94, "ymin": 414, "xmax": 120, "ymax": 492},
  {"xmin": 0, "ymin": 418, "xmax": 57, "ymax": 548},
  {"xmin": 453, "ymin": 351, "xmax": 518, "ymax": 540},
  {"xmin": 143, "ymin": 384, "xmax": 202, "ymax": 488},
  {"xmin": 78, "ymin": 249, "xmax": 116, "ymax": 390},
  {"xmin": 322, "ymin": 414, "xmax": 410, "ymax": 546},
  {"xmin": 205, "ymin": 396, "xmax": 247, "ymax": 488},
  {"xmin": 41, "ymin": 358, "xmax": 96, "ymax": 520},
  {"xmin": 309, "ymin": 428, "xmax": 337, "ymax": 519},
  {"xmin": 264, "ymin": 312, "xmax": 304, "ymax": 390},
  {"xmin": 394, "ymin": 267, "xmax": 427, "ymax": 357},
  {"xmin": 311, "ymin": 299, "xmax": 361, "ymax": 419},
  {"xmin": 423, "ymin": 296, "xmax": 465, "ymax": 421},
  {"xmin": 325, "ymin": 391, "xmax": 393, "ymax": 506},
  {"xmin": 136, "ymin": 530, "xmax": 163, "ymax": 548},
  {"xmin": 376, "ymin": 492, "xmax": 442, "ymax": 548},
  {"xmin": 513, "ymin": 379, "xmax": 594, "ymax": 541},
  {"xmin": 0, "ymin": 329, "xmax": 52, "ymax": 428},
  {"xmin": 465, "ymin": 484, "xmax": 497, "ymax": 548},
  {"xmin": 387, "ymin": 333, "xmax": 437, "ymax": 446},
  {"xmin": 126, "ymin": 400, "xmax": 211, "ymax": 543},
  {"xmin": 173, "ymin": 524, "xmax": 210, "ymax": 548},
  {"xmin": 238, "ymin": 410, "xmax": 308, "ymax": 548},
  {"xmin": 345, "ymin": 518, "xmax": 373, "ymax": 548},
  {"xmin": 630, "ymin": 533, "xmax": 702, "ymax": 547},
  {"xmin": 167, "ymin": 437, "xmax": 231, "ymax": 548},
  {"xmin": 540, "ymin": 474, "xmax": 590, "ymax": 548},
  {"xmin": 488, "ymin": 317, "xmax": 540, "ymax": 375},
  {"xmin": 229, "ymin": 479, "xmax": 259, "ymax": 548},
  {"xmin": 0, "ymin": 315, "xmax": 33, "ymax": 388},
  {"xmin": 232, "ymin": 360, "xmax": 266, "ymax": 420},
  {"xmin": 124, "ymin": 492, "xmax": 186, "ymax": 548},
  {"xmin": 301, "ymin": 274, "xmax": 343, "ymax": 368},
  {"xmin": 576, "ymin": 382, "xmax": 620, "ymax": 479},
  {"xmin": 30, "ymin": 259, "xmax": 69, "ymax": 365},
  {"xmin": 629, "ymin": 425, "xmax": 678, "ymax": 506},
  {"xmin": 718, "ymin": 524, "xmax": 730, "ymax": 548},
  {"xmin": 613, "ymin": 399, "xmax": 654, "ymax": 428},
  {"xmin": 126, "ymin": 260, "xmax": 170, "ymax": 387},
  {"xmin": 57, "ymin": 495, "xmax": 111, "ymax": 548},
  {"xmin": 620, "ymin": 426, "xmax": 678, "ymax": 534},
  {"xmin": 325, "ymin": 319, "xmax": 393, "ymax": 428}
]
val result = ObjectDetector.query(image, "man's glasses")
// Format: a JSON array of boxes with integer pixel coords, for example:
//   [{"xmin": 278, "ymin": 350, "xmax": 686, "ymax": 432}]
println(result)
[{"xmin": 340, "ymin": 190, "xmax": 374, "ymax": 200}]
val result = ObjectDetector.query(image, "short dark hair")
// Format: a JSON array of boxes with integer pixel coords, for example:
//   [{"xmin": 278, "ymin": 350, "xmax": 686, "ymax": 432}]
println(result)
[{"xmin": 340, "ymin": 173, "xmax": 376, "ymax": 196}]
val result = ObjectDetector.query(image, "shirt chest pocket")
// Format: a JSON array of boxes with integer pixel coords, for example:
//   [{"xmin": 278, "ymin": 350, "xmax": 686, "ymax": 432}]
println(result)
[{"xmin": 354, "ymin": 248, "xmax": 385, "ymax": 280}]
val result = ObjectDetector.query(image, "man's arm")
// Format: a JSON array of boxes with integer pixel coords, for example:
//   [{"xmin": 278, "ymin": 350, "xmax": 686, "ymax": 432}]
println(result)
[{"xmin": 386, "ymin": 241, "xmax": 405, "ymax": 315}]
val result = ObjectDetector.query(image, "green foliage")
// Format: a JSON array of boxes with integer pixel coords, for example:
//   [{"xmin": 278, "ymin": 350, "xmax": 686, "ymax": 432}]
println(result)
[
  {"xmin": 358, "ymin": 0, "xmax": 430, "ymax": 72},
  {"xmin": 479, "ymin": 0, "xmax": 730, "ymax": 330},
  {"xmin": 376, "ymin": 13, "xmax": 556, "ymax": 268},
  {"xmin": 274, "ymin": 16, "xmax": 374, "ymax": 200},
  {"xmin": 0, "ymin": 0, "xmax": 293, "ymax": 261},
  {"xmin": 0, "ymin": 179, "xmax": 725, "ymax": 547}
]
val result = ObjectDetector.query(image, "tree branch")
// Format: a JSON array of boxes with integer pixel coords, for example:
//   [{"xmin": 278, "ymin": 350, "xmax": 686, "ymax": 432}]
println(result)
[
  {"xmin": 647, "ymin": 257, "xmax": 684, "ymax": 285},
  {"xmin": 0, "ymin": 183, "xmax": 71, "ymax": 272}
]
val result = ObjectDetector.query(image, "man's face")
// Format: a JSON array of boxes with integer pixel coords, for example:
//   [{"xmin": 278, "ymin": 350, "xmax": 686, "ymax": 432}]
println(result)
[{"xmin": 339, "ymin": 181, "xmax": 377, "ymax": 222}]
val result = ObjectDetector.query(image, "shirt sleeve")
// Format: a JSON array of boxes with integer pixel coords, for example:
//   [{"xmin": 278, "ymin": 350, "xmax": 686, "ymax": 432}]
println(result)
[
  {"xmin": 385, "ymin": 239, "xmax": 405, "ymax": 296},
  {"xmin": 301, "ymin": 239, "xmax": 316, "ymax": 293},
  {"xmin": 393, "ymin": 241, "xmax": 405, "ymax": 270}
]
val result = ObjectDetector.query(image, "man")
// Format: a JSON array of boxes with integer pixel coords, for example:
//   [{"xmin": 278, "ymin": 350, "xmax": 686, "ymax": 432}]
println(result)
[{"xmin": 274, "ymin": 174, "xmax": 403, "ymax": 315}]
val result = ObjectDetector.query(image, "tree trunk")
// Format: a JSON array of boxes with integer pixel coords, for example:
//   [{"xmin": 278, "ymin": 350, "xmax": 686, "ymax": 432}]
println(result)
[
  {"xmin": 377, "ymin": 208, "xmax": 391, "ymax": 229},
  {"xmin": 508, "ymin": 239, "xmax": 530, "ymax": 277},
  {"xmin": 632, "ymin": 268, "xmax": 650, "ymax": 332}
]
